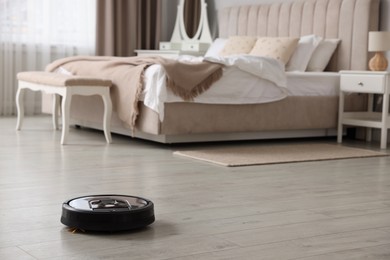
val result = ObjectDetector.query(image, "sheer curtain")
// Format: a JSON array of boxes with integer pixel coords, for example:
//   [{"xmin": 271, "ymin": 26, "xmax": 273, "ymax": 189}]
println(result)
[{"xmin": 0, "ymin": 0, "xmax": 96, "ymax": 116}]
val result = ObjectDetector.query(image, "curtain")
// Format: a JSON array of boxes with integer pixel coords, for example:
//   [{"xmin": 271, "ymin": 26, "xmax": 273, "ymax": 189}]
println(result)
[
  {"xmin": 0, "ymin": 0, "xmax": 96, "ymax": 116},
  {"xmin": 96, "ymin": 0, "xmax": 162, "ymax": 57}
]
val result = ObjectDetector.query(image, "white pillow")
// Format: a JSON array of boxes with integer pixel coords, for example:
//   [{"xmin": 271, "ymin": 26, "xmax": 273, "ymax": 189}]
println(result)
[
  {"xmin": 204, "ymin": 38, "xmax": 227, "ymax": 57},
  {"xmin": 286, "ymin": 34, "xmax": 322, "ymax": 71},
  {"xmin": 306, "ymin": 39, "xmax": 341, "ymax": 72}
]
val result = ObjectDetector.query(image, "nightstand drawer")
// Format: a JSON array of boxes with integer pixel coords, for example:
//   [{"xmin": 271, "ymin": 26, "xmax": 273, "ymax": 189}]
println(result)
[{"xmin": 340, "ymin": 74, "xmax": 385, "ymax": 93}]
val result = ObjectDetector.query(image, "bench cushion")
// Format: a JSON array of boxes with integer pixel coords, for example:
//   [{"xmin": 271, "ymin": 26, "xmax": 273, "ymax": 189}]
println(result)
[{"xmin": 17, "ymin": 71, "xmax": 112, "ymax": 87}]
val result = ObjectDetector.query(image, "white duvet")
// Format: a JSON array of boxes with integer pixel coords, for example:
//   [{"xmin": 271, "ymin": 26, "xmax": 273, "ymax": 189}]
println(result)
[{"xmin": 142, "ymin": 55, "xmax": 288, "ymax": 121}]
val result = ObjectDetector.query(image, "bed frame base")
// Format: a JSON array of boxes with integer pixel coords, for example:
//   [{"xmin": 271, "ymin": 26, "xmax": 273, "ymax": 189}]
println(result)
[
  {"xmin": 71, "ymin": 118, "xmax": 337, "ymax": 143},
  {"xmin": 134, "ymin": 129, "xmax": 338, "ymax": 144}
]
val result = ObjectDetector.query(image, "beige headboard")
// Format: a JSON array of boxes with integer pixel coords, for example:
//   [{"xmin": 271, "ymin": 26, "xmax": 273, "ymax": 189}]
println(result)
[{"xmin": 218, "ymin": 0, "xmax": 380, "ymax": 71}]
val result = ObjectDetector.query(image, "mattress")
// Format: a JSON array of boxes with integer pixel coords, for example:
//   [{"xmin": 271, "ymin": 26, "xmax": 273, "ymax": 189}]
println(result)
[
  {"xmin": 141, "ymin": 57, "xmax": 340, "ymax": 120},
  {"xmin": 285, "ymin": 71, "xmax": 339, "ymax": 96}
]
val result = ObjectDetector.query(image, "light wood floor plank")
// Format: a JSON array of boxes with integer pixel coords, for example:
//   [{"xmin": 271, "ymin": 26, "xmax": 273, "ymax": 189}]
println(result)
[
  {"xmin": 0, "ymin": 247, "xmax": 36, "ymax": 260},
  {"xmin": 296, "ymin": 243, "xmax": 390, "ymax": 260},
  {"xmin": 1, "ymin": 115, "xmax": 390, "ymax": 259}
]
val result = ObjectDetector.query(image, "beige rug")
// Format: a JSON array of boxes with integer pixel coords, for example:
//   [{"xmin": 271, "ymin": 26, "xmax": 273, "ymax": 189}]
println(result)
[{"xmin": 173, "ymin": 143, "xmax": 388, "ymax": 167}]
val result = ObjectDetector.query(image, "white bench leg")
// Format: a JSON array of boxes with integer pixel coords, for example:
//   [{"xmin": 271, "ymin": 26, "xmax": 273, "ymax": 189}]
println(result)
[
  {"xmin": 337, "ymin": 91, "xmax": 344, "ymax": 144},
  {"xmin": 52, "ymin": 94, "xmax": 60, "ymax": 130},
  {"xmin": 101, "ymin": 90, "xmax": 112, "ymax": 144},
  {"xmin": 16, "ymin": 87, "xmax": 25, "ymax": 130},
  {"xmin": 61, "ymin": 92, "xmax": 72, "ymax": 145},
  {"xmin": 380, "ymin": 93, "xmax": 389, "ymax": 149}
]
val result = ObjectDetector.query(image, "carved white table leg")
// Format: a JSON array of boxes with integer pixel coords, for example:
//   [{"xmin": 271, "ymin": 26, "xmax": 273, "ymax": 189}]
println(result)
[
  {"xmin": 101, "ymin": 90, "xmax": 113, "ymax": 144},
  {"xmin": 380, "ymin": 92, "xmax": 389, "ymax": 149},
  {"xmin": 52, "ymin": 94, "xmax": 60, "ymax": 130},
  {"xmin": 16, "ymin": 87, "xmax": 25, "ymax": 130},
  {"xmin": 337, "ymin": 91, "xmax": 344, "ymax": 144},
  {"xmin": 60, "ymin": 92, "xmax": 72, "ymax": 145}
]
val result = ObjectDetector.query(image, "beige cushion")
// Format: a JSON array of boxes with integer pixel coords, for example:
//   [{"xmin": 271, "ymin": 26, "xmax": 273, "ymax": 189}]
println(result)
[
  {"xmin": 249, "ymin": 37, "xmax": 299, "ymax": 64},
  {"xmin": 219, "ymin": 36, "xmax": 257, "ymax": 56},
  {"xmin": 17, "ymin": 71, "xmax": 112, "ymax": 87}
]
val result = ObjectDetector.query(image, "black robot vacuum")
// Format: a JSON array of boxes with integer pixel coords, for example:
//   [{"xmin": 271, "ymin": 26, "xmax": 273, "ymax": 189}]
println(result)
[{"xmin": 61, "ymin": 195, "xmax": 155, "ymax": 232}]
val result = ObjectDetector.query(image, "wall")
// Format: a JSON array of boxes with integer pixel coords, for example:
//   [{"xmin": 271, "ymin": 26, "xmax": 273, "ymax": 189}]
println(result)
[
  {"xmin": 211, "ymin": 0, "xmax": 389, "ymax": 37},
  {"xmin": 161, "ymin": 0, "xmax": 178, "ymax": 41},
  {"xmin": 381, "ymin": 0, "xmax": 390, "ymax": 31},
  {"xmin": 161, "ymin": 0, "xmax": 390, "ymax": 41},
  {"xmin": 380, "ymin": 0, "xmax": 390, "ymax": 62}
]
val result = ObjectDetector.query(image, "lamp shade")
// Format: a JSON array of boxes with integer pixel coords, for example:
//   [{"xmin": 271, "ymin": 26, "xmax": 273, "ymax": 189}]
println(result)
[{"xmin": 368, "ymin": 31, "xmax": 390, "ymax": 52}]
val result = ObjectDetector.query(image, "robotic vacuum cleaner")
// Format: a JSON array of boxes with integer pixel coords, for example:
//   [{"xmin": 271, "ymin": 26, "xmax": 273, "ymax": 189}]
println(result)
[{"xmin": 61, "ymin": 194, "xmax": 155, "ymax": 232}]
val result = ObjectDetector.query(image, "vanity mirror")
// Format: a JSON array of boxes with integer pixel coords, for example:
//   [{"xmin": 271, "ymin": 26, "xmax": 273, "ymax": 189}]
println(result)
[
  {"xmin": 160, "ymin": 0, "xmax": 212, "ymax": 53},
  {"xmin": 183, "ymin": 0, "xmax": 201, "ymax": 39}
]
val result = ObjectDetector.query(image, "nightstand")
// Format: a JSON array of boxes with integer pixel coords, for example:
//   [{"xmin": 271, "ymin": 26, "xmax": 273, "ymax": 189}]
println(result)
[{"xmin": 338, "ymin": 70, "xmax": 390, "ymax": 149}]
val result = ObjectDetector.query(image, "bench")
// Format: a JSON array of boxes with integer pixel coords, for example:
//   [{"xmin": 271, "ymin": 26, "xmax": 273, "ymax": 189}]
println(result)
[{"xmin": 16, "ymin": 71, "xmax": 113, "ymax": 144}]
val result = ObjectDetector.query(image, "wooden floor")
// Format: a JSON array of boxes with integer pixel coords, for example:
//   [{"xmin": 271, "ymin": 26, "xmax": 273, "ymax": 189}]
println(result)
[{"xmin": 1, "ymin": 115, "xmax": 390, "ymax": 260}]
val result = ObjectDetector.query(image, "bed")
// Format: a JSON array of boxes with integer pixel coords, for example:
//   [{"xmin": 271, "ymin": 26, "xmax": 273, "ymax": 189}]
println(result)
[{"xmin": 47, "ymin": 0, "xmax": 380, "ymax": 143}]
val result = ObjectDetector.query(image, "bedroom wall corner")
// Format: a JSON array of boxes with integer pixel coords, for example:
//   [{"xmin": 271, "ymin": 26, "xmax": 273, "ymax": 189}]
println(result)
[
  {"xmin": 380, "ymin": 0, "xmax": 390, "ymax": 66},
  {"xmin": 209, "ymin": 0, "xmax": 288, "ymax": 38},
  {"xmin": 161, "ymin": 0, "xmax": 178, "ymax": 41}
]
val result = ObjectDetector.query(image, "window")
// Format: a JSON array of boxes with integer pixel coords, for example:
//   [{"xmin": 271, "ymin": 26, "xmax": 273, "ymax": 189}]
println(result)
[
  {"xmin": 0, "ymin": 0, "xmax": 96, "ymax": 116},
  {"xmin": 0, "ymin": 0, "xmax": 96, "ymax": 47}
]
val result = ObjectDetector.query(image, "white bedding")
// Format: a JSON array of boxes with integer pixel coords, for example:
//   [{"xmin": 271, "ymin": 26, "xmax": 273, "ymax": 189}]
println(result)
[
  {"xmin": 142, "ymin": 55, "xmax": 289, "ymax": 121},
  {"xmin": 141, "ymin": 55, "xmax": 340, "ymax": 121},
  {"xmin": 285, "ymin": 71, "xmax": 339, "ymax": 96},
  {"xmin": 56, "ymin": 55, "xmax": 340, "ymax": 122}
]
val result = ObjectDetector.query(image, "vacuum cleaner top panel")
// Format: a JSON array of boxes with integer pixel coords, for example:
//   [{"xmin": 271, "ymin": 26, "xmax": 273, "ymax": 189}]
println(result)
[{"xmin": 68, "ymin": 195, "xmax": 148, "ymax": 212}]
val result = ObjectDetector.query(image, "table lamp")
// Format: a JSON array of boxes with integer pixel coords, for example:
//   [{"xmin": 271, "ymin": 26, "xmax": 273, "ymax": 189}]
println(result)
[{"xmin": 368, "ymin": 31, "xmax": 390, "ymax": 71}]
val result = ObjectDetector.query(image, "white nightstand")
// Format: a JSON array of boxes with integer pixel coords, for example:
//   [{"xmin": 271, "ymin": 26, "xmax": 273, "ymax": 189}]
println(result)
[
  {"xmin": 338, "ymin": 70, "xmax": 390, "ymax": 149},
  {"xmin": 134, "ymin": 49, "xmax": 206, "ymax": 59}
]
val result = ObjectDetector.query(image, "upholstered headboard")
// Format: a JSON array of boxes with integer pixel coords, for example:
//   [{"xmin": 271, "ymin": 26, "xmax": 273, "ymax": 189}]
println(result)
[{"xmin": 218, "ymin": 0, "xmax": 380, "ymax": 71}]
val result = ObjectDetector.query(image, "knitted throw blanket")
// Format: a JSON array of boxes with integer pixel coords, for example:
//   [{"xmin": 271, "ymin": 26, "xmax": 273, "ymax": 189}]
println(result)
[{"xmin": 45, "ymin": 55, "xmax": 223, "ymax": 131}]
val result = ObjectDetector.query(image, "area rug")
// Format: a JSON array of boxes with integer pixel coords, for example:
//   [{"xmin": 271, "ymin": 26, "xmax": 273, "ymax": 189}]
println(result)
[{"xmin": 173, "ymin": 143, "xmax": 388, "ymax": 167}]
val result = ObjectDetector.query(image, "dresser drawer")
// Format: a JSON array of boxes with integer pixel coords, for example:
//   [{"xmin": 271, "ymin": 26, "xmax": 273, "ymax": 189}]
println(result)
[
  {"xmin": 340, "ymin": 74, "xmax": 385, "ymax": 93},
  {"xmin": 159, "ymin": 42, "xmax": 181, "ymax": 50},
  {"xmin": 181, "ymin": 42, "xmax": 210, "ymax": 52}
]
